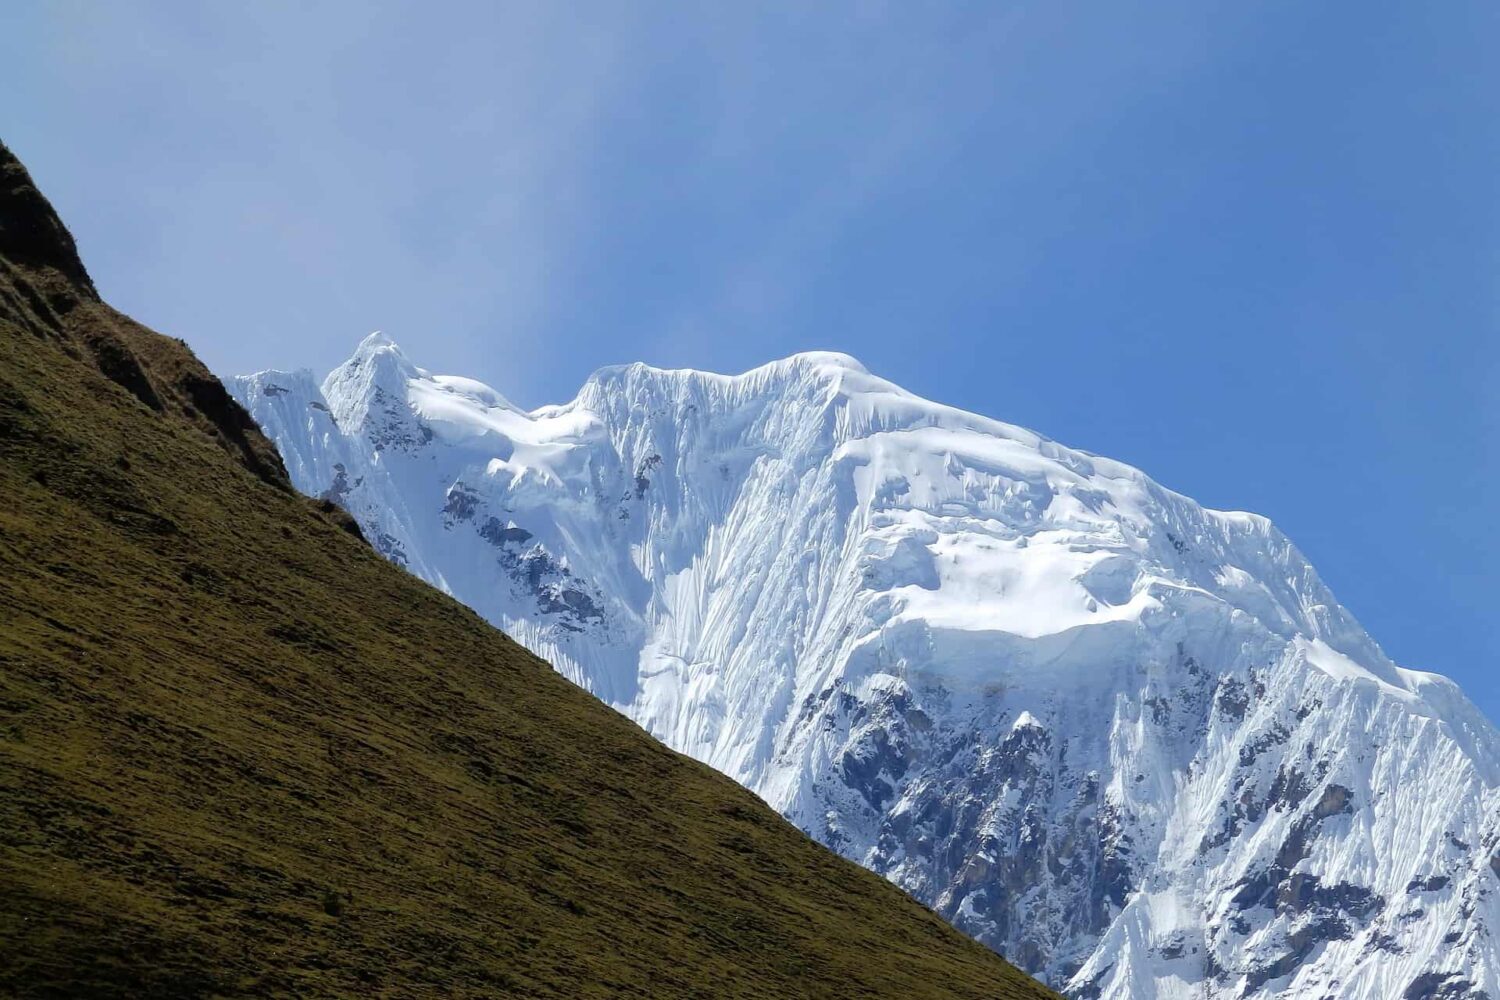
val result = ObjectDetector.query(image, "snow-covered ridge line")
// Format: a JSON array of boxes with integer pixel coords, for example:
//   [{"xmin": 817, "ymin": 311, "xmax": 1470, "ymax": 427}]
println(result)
[{"xmin": 231, "ymin": 334, "xmax": 1500, "ymax": 1000}]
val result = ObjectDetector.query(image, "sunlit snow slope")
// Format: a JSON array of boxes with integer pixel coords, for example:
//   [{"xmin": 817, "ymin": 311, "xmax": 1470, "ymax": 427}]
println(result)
[{"xmin": 233, "ymin": 335, "xmax": 1500, "ymax": 999}]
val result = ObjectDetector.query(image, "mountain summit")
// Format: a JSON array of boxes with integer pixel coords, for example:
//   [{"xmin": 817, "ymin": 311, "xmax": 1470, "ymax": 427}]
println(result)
[{"xmin": 236, "ymin": 336, "xmax": 1500, "ymax": 998}]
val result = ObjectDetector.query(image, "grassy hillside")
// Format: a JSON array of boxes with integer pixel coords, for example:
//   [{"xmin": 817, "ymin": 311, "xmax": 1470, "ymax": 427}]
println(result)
[{"xmin": 0, "ymin": 141, "xmax": 1056, "ymax": 999}]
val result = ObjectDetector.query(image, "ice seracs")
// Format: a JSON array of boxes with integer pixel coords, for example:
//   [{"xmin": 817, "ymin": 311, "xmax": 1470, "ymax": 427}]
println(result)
[{"xmin": 232, "ymin": 338, "xmax": 1500, "ymax": 1000}]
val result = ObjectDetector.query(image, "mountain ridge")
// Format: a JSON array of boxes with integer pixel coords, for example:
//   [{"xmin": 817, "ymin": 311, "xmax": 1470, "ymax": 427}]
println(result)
[{"xmin": 236, "ymin": 333, "xmax": 1500, "ymax": 998}]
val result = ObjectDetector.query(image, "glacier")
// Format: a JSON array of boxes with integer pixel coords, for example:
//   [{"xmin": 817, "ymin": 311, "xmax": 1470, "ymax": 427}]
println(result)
[{"xmin": 231, "ymin": 333, "xmax": 1500, "ymax": 999}]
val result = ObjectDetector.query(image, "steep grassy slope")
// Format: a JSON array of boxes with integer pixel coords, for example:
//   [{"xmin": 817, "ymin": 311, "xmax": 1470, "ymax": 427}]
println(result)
[{"xmin": 0, "ymin": 141, "xmax": 1055, "ymax": 998}]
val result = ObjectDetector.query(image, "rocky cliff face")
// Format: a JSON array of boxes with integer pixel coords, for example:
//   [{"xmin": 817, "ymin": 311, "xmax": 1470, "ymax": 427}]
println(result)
[{"xmin": 234, "ymin": 336, "xmax": 1500, "ymax": 998}]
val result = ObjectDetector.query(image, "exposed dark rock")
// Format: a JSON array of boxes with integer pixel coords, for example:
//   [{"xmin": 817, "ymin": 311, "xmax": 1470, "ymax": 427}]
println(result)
[
  {"xmin": 1092, "ymin": 804, "xmax": 1134, "ymax": 923},
  {"xmin": 1202, "ymin": 779, "xmax": 1271, "ymax": 854},
  {"xmin": 1215, "ymin": 677, "xmax": 1250, "ymax": 721},
  {"xmin": 1231, "ymin": 783, "xmax": 1376, "ymax": 938},
  {"xmin": 1277, "ymin": 875, "xmax": 1381, "ymax": 920},
  {"xmin": 1144, "ymin": 695, "xmax": 1170, "ymax": 725},
  {"xmin": 305, "ymin": 400, "xmax": 339, "ymax": 428},
  {"xmin": 1156, "ymin": 931, "xmax": 1191, "ymax": 960},
  {"xmin": 478, "ymin": 517, "xmax": 532, "ymax": 547},
  {"xmin": 1238, "ymin": 723, "xmax": 1291, "ymax": 767},
  {"xmin": 1242, "ymin": 910, "xmax": 1361, "ymax": 993},
  {"xmin": 443, "ymin": 482, "xmax": 481, "ymax": 522},
  {"xmin": 1404, "ymin": 972, "xmax": 1491, "ymax": 1000},
  {"xmin": 374, "ymin": 531, "xmax": 409, "ymax": 567},
  {"xmin": 489, "ymin": 543, "xmax": 607, "ymax": 630},
  {"xmin": 0, "ymin": 140, "xmax": 97, "ymax": 296},
  {"xmin": 1266, "ymin": 764, "xmax": 1313, "ymax": 812},
  {"xmin": 1406, "ymin": 875, "xmax": 1452, "ymax": 894},
  {"xmin": 321, "ymin": 463, "xmax": 351, "ymax": 505},
  {"xmin": 839, "ymin": 727, "xmax": 905, "ymax": 811},
  {"xmin": 366, "ymin": 386, "xmax": 433, "ymax": 452},
  {"xmin": 536, "ymin": 585, "xmax": 604, "ymax": 625},
  {"xmin": 1406, "ymin": 974, "xmax": 1455, "ymax": 999},
  {"xmin": 633, "ymin": 453, "xmax": 663, "ymax": 499},
  {"xmin": 1312, "ymin": 783, "xmax": 1353, "ymax": 820}
]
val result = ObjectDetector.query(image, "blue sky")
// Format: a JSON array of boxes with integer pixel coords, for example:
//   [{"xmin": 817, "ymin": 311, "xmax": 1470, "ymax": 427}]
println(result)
[{"xmin": 5, "ymin": 2, "xmax": 1496, "ymax": 720}]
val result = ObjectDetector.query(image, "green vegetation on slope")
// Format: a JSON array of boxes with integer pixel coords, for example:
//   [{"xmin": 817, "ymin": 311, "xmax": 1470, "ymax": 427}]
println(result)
[{"xmin": 0, "ymin": 141, "xmax": 1056, "ymax": 999}]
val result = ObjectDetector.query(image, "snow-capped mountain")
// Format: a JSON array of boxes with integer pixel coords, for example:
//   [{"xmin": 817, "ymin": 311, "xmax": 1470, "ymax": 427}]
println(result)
[{"xmin": 231, "ymin": 334, "xmax": 1500, "ymax": 999}]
